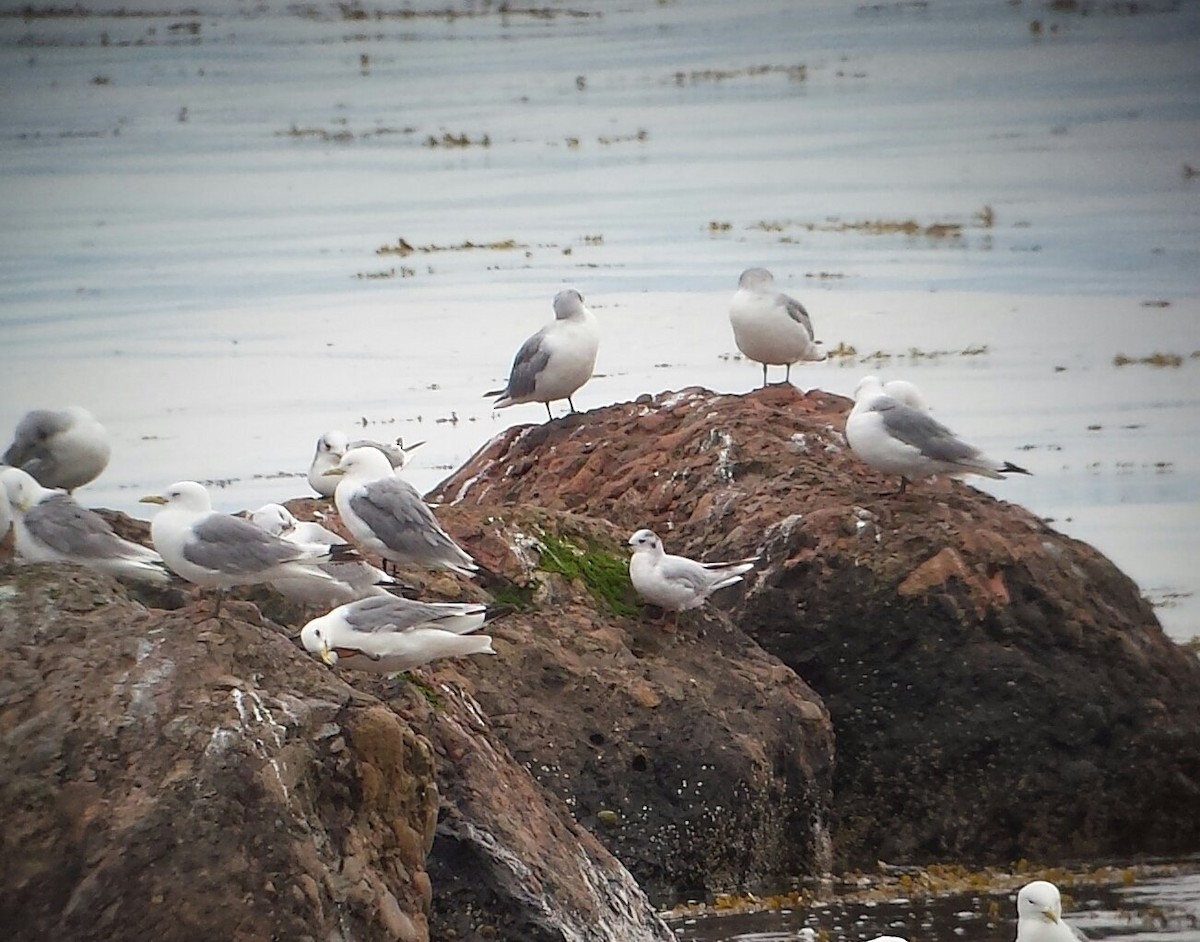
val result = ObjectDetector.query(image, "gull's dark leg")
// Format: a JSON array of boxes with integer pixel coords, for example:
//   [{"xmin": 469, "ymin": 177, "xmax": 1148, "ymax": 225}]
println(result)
[
  {"xmin": 761, "ymin": 363, "xmax": 769, "ymax": 387},
  {"xmin": 567, "ymin": 396, "xmax": 579, "ymax": 414},
  {"xmin": 785, "ymin": 362, "xmax": 792, "ymax": 384},
  {"xmin": 894, "ymin": 476, "xmax": 910, "ymax": 496}
]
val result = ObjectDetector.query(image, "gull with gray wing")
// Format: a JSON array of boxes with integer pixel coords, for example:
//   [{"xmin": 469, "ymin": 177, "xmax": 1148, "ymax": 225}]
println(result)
[
  {"xmin": 485, "ymin": 288, "xmax": 599, "ymax": 421},
  {"xmin": 300, "ymin": 595, "xmax": 494, "ymax": 673},
  {"xmin": 628, "ymin": 528, "xmax": 758, "ymax": 627},
  {"xmin": 845, "ymin": 375, "xmax": 1029, "ymax": 493},
  {"xmin": 2, "ymin": 466, "xmax": 169, "ymax": 585},
  {"xmin": 328, "ymin": 446, "xmax": 477, "ymax": 576},
  {"xmin": 307, "ymin": 430, "xmax": 424, "ymax": 498},
  {"xmin": 729, "ymin": 267, "xmax": 825, "ymax": 386},
  {"xmin": 3, "ymin": 406, "xmax": 111, "ymax": 492}
]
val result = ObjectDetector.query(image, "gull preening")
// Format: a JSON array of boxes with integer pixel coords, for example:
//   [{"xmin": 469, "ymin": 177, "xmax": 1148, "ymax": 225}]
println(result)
[
  {"xmin": 307, "ymin": 430, "xmax": 424, "ymax": 498},
  {"xmin": 141, "ymin": 481, "xmax": 334, "ymax": 610},
  {"xmin": 300, "ymin": 595, "xmax": 494, "ymax": 673},
  {"xmin": 1016, "ymin": 880, "xmax": 1083, "ymax": 942},
  {"xmin": 627, "ymin": 528, "xmax": 758, "ymax": 627},
  {"xmin": 845, "ymin": 375, "xmax": 1030, "ymax": 493},
  {"xmin": 1, "ymin": 466, "xmax": 169, "ymax": 585},
  {"xmin": 729, "ymin": 267, "xmax": 825, "ymax": 387},
  {"xmin": 327, "ymin": 446, "xmax": 477, "ymax": 576},
  {"xmin": 3, "ymin": 406, "xmax": 112, "ymax": 492},
  {"xmin": 249, "ymin": 502, "xmax": 399, "ymax": 607},
  {"xmin": 485, "ymin": 288, "xmax": 599, "ymax": 420}
]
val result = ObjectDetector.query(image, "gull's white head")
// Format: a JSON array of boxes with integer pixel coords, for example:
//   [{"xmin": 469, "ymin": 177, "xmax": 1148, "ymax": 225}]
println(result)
[
  {"xmin": 0, "ymin": 466, "xmax": 49, "ymax": 512},
  {"xmin": 737, "ymin": 267, "xmax": 775, "ymax": 291},
  {"xmin": 1017, "ymin": 880, "xmax": 1063, "ymax": 926},
  {"xmin": 250, "ymin": 503, "xmax": 298, "ymax": 537},
  {"xmin": 552, "ymin": 288, "xmax": 587, "ymax": 319},
  {"xmin": 328, "ymin": 446, "xmax": 394, "ymax": 481},
  {"xmin": 139, "ymin": 480, "xmax": 212, "ymax": 513},
  {"xmin": 628, "ymin": 528, "xmax": 663, "ymax": 554},
  {"xmin": 853, "ymin": 375, "xmax": 886, "ymax": 402},
  {"xmin": 300, "ymin": 616, "xmax": 338, "ymax": 666},
  {"xmin": 315, "ymin": 430, "xmax": 349, "ymax": 459}
]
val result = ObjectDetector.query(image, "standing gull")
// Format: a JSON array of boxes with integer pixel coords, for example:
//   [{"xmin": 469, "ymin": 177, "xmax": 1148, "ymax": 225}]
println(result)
[
  {"xmin": 300, "ymin": 595, "xmax": 494, "ymax": 673},
  {"xmin": 307, "ymin": 430, "xmax": 424, "ymax": 498},
  {"xmin": 141, "ymin": 481, "xmax": 334, "ymax": 610},
  {"xmin": 249, "ymin": 502, "xmax": 399, "ymax": 606},
  {"xmin": 627, "ymin": 528, "xmax": 757, "ymax": 627},
  {"xmin": 3, "ymin": 406, "xmax": 111, "ymax": 492},
  {"xmin": 1016, "ymin": 880, "xmax": 1083, "ymax": 942},
  {"xmin": 327, "ymin": 446, "xmax": 477, "ymax": 576},
  {"xmin": 845, "ymin": 375, "xmax": 1029, "ymax": 493},
  {"xmin": 1, "ymin": 466, "xmax": 169, "ymax": 585},
  {"xmin": 729, "ymin": 267, "xmax": 825, "ymax": 386},
  {"xmin": 485, "ymin": 288, "xmax": 599, "ymax": 421}
]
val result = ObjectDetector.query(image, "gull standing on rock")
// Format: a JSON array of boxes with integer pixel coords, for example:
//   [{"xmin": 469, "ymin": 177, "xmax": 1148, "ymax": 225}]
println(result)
[
  {"xmin": 729, "ymin": 267, "xmax": 825, "ymax": 386},
  {"xmin": 327, "ymin": 446, "xmax": 477, "ymax": 576},
  {"xmin": 3, "ymin": 406, "xmax": 112, "ymax": 492},
  {"xmin": 1016, "ymin": 880, "xmax": 1083, "ymax": 942},
  {"xmin": 485, "ymin": 288, "xmax": 599, "ymax": 420},
  {"xmin": 2, "ymin": 466, "xmax": 169, "ymax": 585},
  {"xmin": 300, "ymin": 595, "xmax": 494, "ymax": 672},
  {"xmin": 249, "ymin": 503, "xmax": 400, "ymax": 606},
  {"xmin": 845, "ymin": 375, "xmax": 1030, "ymax": 494},
  {"xmin": 307, "ymin": 430, "xmax": 424, "ymax": 498},
  {"xmin": 627, "ymin": 528, "xmax": 758, "ymax": 628},
  {"xmin": 141, "ymin": 481, "xmax": 334, "ymax": 611}
]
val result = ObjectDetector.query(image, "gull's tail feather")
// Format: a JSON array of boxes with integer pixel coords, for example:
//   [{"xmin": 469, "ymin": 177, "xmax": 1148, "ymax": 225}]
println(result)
[{"xmin": 1000, "ymin": 461, "xmax": 1032, "ymax": 476}]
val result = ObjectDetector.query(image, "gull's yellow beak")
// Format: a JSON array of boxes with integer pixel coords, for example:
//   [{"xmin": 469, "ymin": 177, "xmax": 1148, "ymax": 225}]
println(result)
[
  {"xmin": 1046, "ymin": 912, "xmax": 1060, "ymax": 924},
  {"xmin": 322, "ymin": 467, "xmax": 346, "ymax": 478},
  {"xmin": 319, "ymin": 644, "xmax": 338, "ymax": 667},
  {"xmin": 139, "ymin": 495, "xmax": 168, "ymax": 505}
]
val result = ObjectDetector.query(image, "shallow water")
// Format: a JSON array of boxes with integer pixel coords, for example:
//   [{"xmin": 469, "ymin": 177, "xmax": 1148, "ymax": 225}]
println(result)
[
  {"xmin": 2, "ymin": 0, "xmax": 1198, "ymax": 643},
  {"xmin": 668, "ymin": 862, "xmax": 1200, "ymax": 942}
]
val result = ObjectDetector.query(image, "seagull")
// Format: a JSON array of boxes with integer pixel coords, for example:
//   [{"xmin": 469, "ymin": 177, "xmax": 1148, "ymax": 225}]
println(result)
[
  {"xmin": 729, "ymin": 267, "xmax": 825, "ymax": 386},
  {"xmin": 3, "ymin": 406, "xmax": 112, "ymax": 492},
  {"xmin": 300, "ymin": 595, "xmax": 494, "ymax": 673},
  {"xmin": 485, "ymin": 288, "xmax": 600, "ymax": 421},
  {"xmin": 141, "ymin": 481, "xmax": 334, "ymax": 612},
  {"xmin": 1, "ymin": 466, "xmax": 169, "ymax": 585},
  {"xmin": 307, "ymin": 430, "xmax": 424, "ymax": 498},
  {"xmin": 845, "ymin": 375, "xmax": 1030, "ymax": 493},
  {"xmin": 876, "ymin": 378, "xmax": 931, "ymax": 414},
  {"xmin": 0, "ymin": 467, "xmax": 12, "ymax": 540},
  {"xmin": 327, "ymin": 447, "xmax": 477, "ymax": 576},
  {"xmin": 249, "ymin": 502, "xmax": 399, "ymax": 606},
  {"xmin": 1016, "ymin": 880, "xmax": 1084, "ymax": 942},
  {"xmin": 627, "ymin": 528, "xmax": 758, "ymax": 628}
]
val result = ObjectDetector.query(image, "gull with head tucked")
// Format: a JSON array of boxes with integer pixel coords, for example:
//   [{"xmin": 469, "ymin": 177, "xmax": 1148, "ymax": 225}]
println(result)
[
  {"xmin": 3, "ymin": 406, "xmax": 111, "ymax": 492},
  {"xmin": 729, "ymin": 267, "xmax": 825, "ymax": 387},
  {"xmin": 2, "ymin": 466, "xmax": 169, "ymax": 585},
  {"xmin": 485, "ymin": 288, "xmax": 599, "ymax": 421},
  {"xmin": 628, "ymin": 528, "xmax": 758, "ymax": 628},
  {"xmin": 1016, "ymin": 880, "xmax": 1083, "ymax": 942},
  {"xmin": 308, "ymin": 430, "xmax": 424, "ymax": 498},
  {"xmin": 845, "ymin": 375, "xmax": 1029, "ymax": 493},
  {"xmin": 327, "ymin": 446, "xmax": 477, "ymax": 576},
  {"xmin": 300, "ymin": 595, "xmax": 494, "ymax": 673}
]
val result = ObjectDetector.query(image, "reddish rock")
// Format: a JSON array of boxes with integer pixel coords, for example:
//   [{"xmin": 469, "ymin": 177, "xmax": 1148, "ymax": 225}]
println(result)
[{"xmin": 432, "ymin": 385, "xmax": 1200, "ymax": 869}]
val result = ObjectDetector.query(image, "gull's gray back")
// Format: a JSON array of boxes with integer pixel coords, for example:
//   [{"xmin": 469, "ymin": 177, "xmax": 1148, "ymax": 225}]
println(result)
[
  {"xmin": 503, "ymin": 328, "xmax": 551, "ymax": 399},
  {"xmin": 24, "ymin": 494, "xmax": 129, "ymax": 559},
  {"xmin": 344, "ymin": 596, "xmax": 460, "ymax": 633},
  {"xmin": 351, "ymin": 478, "xmax": 460, "ymax": 561},
  {"xmin": 874, "ymin": 398, "xmax": 978, "ymax": 463},
  {"xmin": 184, "ymin": 514, "xmax": 306, "ymax": 574}
]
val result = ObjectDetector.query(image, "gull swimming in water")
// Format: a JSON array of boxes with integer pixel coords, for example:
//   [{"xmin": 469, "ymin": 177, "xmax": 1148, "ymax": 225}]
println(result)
[
  {"xmin": 327, "ymin": 446, "xmax": 477, "ymax": 576},
  {"xmin": 1, "ymin": 466, "xmax": 169, "ymax": 585},
  {"xmin": 3, "ymin": 406, "xmax": 112, "ymax": 492},
  {"xmin": 845, "ymin": 375, "xmax": 1029, "ymax": 493},
  {"xmin": 249, "ymin": 503, "xmax": 400, "ymax": 606},
  {"xmin": 627, "ymin": 528, "xmax": 758, "ymax": 627},
  {"xmin": 729, "ymin": 267, "xmax": 825, "ymax": 386},
  {"xmin": 307, "ymin": 430, "xmax": 424, "ymax": 498},
  {"xmin": 141, "ymin": 481, "xmax": 334, "ymax": 611},
  {"xmin": 1016, "ymin": 880, "xmax": 1084, "ymax": 942},
  {"xmin": 300, "ymin": 595, "xmax": 494, "ymax": 672},
  {"xmin": 485, "ymin": 288, "xmax": 600, "ymax": 421}
]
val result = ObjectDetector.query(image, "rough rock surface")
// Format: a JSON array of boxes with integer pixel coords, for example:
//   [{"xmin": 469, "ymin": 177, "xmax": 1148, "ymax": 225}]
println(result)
[{"xmin": 432, "ymin": 385, "xmax": 1200, "ymax": 869}]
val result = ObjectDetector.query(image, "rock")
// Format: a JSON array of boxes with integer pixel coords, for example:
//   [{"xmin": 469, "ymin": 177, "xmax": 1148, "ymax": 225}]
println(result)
[{"xmin": 432, "ymin": 385, "xmax": 1200, "ymax": 870}]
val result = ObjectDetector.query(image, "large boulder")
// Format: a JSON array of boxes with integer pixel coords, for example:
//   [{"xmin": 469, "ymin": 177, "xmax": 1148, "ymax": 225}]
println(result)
[{"xmin": 433, "ymin": 385, "xmax": 1200, "ymax": 869}]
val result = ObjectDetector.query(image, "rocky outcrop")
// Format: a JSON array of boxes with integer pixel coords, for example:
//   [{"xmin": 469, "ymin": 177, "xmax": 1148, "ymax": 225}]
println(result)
[{"xmin": 433, "ymin": 385, "xmax": 1200, "ymax": 870}]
